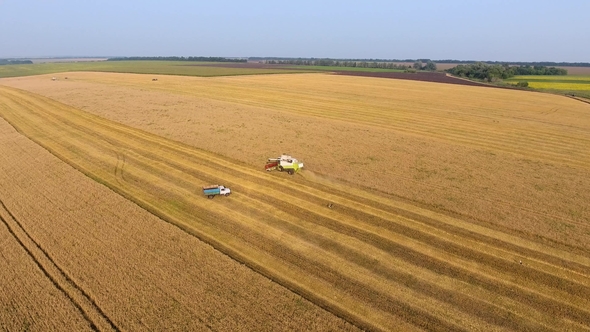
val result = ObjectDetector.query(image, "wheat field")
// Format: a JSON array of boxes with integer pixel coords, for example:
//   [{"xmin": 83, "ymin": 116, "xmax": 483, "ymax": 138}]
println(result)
[
  {"xmin": 0, "ymin": 107, "xmax": 358, "ymax": 331},
  {"xmin": 4, "ymin": 72, "xmax": 590, "ymax": 249},
  {"xmin": 1, "ymin": 72, "xmax": 590, "ymax": 331}
]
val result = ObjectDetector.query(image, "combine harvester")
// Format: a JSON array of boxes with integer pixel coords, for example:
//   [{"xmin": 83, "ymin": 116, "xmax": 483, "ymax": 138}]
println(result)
[{"xmin": 265, "ymin": 154, "xmax": 304, "ymax": 175}]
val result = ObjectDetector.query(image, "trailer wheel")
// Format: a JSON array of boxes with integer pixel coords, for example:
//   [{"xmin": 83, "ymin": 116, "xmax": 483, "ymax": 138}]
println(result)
[{"xmin": 208, "ymin": 195, "xmax": 214, "ymax": 199}]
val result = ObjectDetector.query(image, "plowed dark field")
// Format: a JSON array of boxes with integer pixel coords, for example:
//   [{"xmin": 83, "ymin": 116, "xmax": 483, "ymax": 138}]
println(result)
[
  {"xmin": 198, "ymin": 62, "xmax": 491, "ymax": 86},
  {"xmin": 332, "ymin": 71, "xmax": 490, "ymax": 86}
]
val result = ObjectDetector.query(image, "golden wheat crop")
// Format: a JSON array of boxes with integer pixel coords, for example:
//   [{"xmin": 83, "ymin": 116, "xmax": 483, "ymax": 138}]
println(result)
[
  {"xmin": 0, "ymin": 111, "xmax": 357, "ymax": 331},
  {"xmin": 4, "ymin": 72, "xmax": 590, "ymax": 250},
  {"xmin": 0, "ymin": 209, "xmax": 94, "ymax": 332},
  {"xmin": 1, "ymin": 78, "xmax": 589, "ymax": 331}
]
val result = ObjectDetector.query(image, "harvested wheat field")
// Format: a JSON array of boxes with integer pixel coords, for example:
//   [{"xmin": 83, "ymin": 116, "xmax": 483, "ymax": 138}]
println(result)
[
  {"xmin": 0, "ymin": 108, "xmax": 358, "ymax": 330},
  {"xmin": 4, "ymin": 72, "xmax": 590, "ymax": 249},
  {"xmin": 1, "ymin": 73, "xmax": 590, "ymax": 331}
]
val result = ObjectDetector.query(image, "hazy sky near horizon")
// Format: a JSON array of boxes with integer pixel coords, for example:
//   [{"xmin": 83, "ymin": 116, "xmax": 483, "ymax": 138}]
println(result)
[{"xmin": 1, "ymin": 0, "xmax": 588, "ymax": 62}]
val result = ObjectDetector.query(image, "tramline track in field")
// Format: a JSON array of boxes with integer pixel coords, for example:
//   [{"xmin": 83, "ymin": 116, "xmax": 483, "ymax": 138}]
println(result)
[{"xmin": 0, "ymin": 199, "xmax": 118, "ymax": 332}]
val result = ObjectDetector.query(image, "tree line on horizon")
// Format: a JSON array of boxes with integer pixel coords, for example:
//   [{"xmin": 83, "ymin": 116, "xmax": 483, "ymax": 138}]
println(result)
[
  {"xmin": 250, "ymin": 57, "xmax": 590, "ymax": 67},
  {"xmin": 0, "ymin": 59, "xmax": 33, "ymax": 65},
  {"xmin": 436, "ymin": 60, "xmax": 590, "ymax": 67},
  {"xmin": 446, "ymin": 62, "xmax": 567, "ymax": 82},
  {"xmin": 107, "ymin": 56, "xmax": 246, "ymax": 62},
  {"xmin": 265, "ymin": 59, "xmax": 415, "ymax": 70}
]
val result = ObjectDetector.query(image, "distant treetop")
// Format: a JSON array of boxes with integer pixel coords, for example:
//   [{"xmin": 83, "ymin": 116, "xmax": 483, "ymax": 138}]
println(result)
[
  {"xmin": 434, "ymin": 60, "xmax": 590, "ymax": 67},
  {"xmin": 0, "ymin": 59, "xmax": 33, "ymax": 65},
  {"xmin": 249, "ymin": 57, "xmax": 590, "ymax": 67},
  {"xmin": 446, "ymin": 62, "xmax": 568, "ymax": 82},
  {"xmin": 107, "ymin": 56, "xmax": 246, "ymax": 63}
]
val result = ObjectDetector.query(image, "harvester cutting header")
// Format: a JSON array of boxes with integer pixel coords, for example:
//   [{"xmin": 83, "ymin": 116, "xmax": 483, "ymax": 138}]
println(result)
[{"xmin": 265, "ymin": 154, "xmax": 304, "ymax": 175}]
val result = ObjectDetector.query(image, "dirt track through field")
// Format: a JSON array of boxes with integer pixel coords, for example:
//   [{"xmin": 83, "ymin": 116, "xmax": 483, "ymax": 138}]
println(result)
[
  {"xmin": 2, "ymin": 85, "xmax": 590, "ymax": 331},
  {"xmin": 0, "ymin": 207, "xmax": 95, "ymax": 332},
  {"xmin": 0, "ymin": 199, "xmax": 117, "ymax": 331}
]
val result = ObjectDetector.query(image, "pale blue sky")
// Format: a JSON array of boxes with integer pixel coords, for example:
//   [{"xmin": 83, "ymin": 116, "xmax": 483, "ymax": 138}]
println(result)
[{"xmin": 1, "ymin": 0, "xmax": 588, "ymax": 61}]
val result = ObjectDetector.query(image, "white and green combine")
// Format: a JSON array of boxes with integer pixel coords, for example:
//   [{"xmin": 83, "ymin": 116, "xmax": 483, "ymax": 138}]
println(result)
[{"xmin": 265, "ymin": 154, "xmax": 304, "ymax": 175}]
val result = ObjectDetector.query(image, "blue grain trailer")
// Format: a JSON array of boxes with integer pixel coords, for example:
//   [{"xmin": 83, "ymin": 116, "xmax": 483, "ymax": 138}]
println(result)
[{"xmin": 203, "ymin": 185, "xmax": 231, "ymax": 199}]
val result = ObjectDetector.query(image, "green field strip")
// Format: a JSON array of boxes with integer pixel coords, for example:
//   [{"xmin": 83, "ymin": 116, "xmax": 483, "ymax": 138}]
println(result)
[
  {"xmin": 507, "ymin": 79, "xmax": 590, "ymax": 84},
  {"xmin": 0, "ymin": 61, "xmax": 310, "ymax": 79},
  {"xmin": 511, "ymin": 75, "xmax": 590, "ymax": 80}
]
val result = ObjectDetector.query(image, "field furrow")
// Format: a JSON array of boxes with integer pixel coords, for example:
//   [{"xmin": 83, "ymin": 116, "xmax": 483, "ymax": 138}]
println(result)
[{"xmin": 2, "ymin": 85, "xmax": 589, "ymax": 331}]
